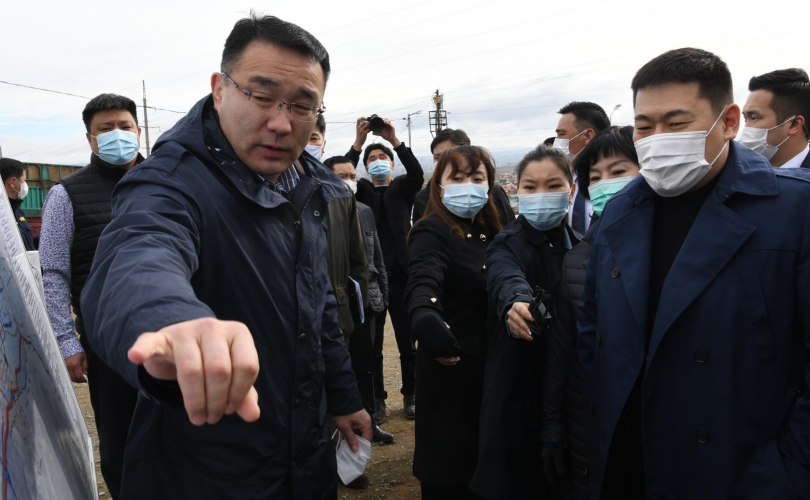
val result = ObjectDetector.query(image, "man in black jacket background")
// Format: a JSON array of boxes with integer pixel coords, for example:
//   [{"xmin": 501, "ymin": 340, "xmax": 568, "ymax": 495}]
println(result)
[
  {"xmin": 0, "ymin": 158, "xmax": 36, "ymax": 251},
  {"xmin": 346, "ymin": 116, "xmax": 423, "ymax": 421}
]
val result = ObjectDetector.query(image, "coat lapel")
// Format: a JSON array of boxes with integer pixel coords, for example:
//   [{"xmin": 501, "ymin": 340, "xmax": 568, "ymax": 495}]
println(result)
[
  {"xmin": 601, "ymin": 184, "xmax": 655, "ymax": 342},
  {"xmin": 645, "ymin": 144, "xmax": 777, "ymax": 369}
]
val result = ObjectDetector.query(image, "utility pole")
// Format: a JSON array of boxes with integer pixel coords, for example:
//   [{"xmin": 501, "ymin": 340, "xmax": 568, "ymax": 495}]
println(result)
[
  {"xmin": 142, "ymin": 80, "xmax": 151, "ymax": 156},
  {"xmin": 429, "ymin": 89, "xmax": 446, "ymax": 137},
  {"xmin": 406, "ymin": 110, "xmax": 422, "ymax": 147}
]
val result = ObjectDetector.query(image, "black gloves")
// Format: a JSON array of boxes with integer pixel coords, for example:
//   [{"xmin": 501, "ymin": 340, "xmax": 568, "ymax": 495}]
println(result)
[
  {"xmin": 541, "ymin": 445, "xmax": 567, "ymax": 487},
  {"xmin": 411, "ymin": 308, "xmax": 462, "ymax": 359}
]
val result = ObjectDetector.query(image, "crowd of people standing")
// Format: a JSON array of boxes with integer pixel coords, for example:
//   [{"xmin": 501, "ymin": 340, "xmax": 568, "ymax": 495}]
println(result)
[{"xmin": 3, "ymin": 12, "xmax": 809, "ymax": 500}]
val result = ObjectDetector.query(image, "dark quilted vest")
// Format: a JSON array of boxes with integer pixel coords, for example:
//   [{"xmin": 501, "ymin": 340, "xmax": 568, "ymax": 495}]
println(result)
[{"xmin": 60, "ymin": 154, "xmax": 136, "ymax": 336}]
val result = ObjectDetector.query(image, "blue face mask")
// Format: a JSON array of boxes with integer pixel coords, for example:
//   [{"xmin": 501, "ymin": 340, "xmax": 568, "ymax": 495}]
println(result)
[
  {"xmin": 518, "ymin": 191, "xmax": 570, "ymax": 231},
  {"xmin": 589, "ymin": 176, "xmax": 635, "ymax": 217},
  {"xmin": 441, "ymin": 182, "xmax": 490, "ymax": 219},
  {"xmin": 93, "ymin": 129, "xmax": 139, "ymax": 165},
  {"xmin": 368, "ymin": 159, "xmax": 392, "ymax": 181}
]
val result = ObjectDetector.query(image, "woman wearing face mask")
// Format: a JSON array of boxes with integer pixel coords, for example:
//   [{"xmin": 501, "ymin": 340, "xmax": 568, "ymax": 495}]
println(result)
[
  {"xmin": 405, "ymin": 145, "xmax": 502, "ymax": 500},
  {"xmin": 471, "ymin": 145, "xmax": 579, "ymax": 500},
  {"xmin": 539, "ymin": 126, "xmax": 640, "ymax": 500}
]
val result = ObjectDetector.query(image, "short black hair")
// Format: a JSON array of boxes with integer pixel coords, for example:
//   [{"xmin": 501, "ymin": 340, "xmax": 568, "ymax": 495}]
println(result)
[
  {"xmin": 631, "ymin": 47, "xmax": 733, "ymax": 115},
  {"xmin": 749, "ymin": 68, "xmax": 810, "ymax": 139},
  {"xmin": 323, "ymin": 155, "xmax": 354, "ymax": 171},
  {"xmin": 574, "ymin": 126, "xmax": 638, "ymax": 199},
  {"xmin": 543, "ymin": 137, "xmax": 555, "ymax": 147},
  {"xmin": 221, "ymin": 13, "xmax": 331, "ymax": 86},
  {"xmin": 430, "ymin": 128, "xmax": 471, "ymax": 153},
  {"xmin": 315, "ymin": 114, "xmax": 326, "ymax": 135},
  {"xmin": 82, "ymin": 93, "xmax": 138, "ymax": 133},
  {"xmin": 558, "ymin": 102, "xmax": 610, "ymax": 133},
  {"xmin": 515, "ymin": 145, "xmax": 573, "ymax": 186},
  {"xmin": 363, "ymin": 144, "xmax": 394, "ymax": 167},
  {"xmin": 0, "ymin": 158, "xmax": 26, "ymax": 182}
]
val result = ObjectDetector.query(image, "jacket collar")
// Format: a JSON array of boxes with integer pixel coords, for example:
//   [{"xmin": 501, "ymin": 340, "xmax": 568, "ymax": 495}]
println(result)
[
  {"xmin": 623, "ymin": 141, "xmax": 778, "ymax": 209},
  {"xmin": 516, "ymin": 215, "xmax": 578, "ymax": 249},
  {"xmin": 88, "ymin": 151, "xmax": 144, "ymax": 181}
]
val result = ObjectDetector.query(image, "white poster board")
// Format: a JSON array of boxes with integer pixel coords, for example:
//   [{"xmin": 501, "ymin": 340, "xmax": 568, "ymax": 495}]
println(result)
[{"xmin": 0, "ymin": 188, "xmax": 97, "ymax": 499}]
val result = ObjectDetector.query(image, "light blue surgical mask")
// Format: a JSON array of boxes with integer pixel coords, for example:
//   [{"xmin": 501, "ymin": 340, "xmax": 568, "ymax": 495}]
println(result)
[
  {"xmin": 368, "ymin": 159, "xmax": 392, "ymax": 181},
  {"xmin": 589, "ymin": 176, "xmax": 635, "ymax": 217},
  {"xmin": 519, "ymin": 191, "xmax": 570, "ymax": 231},
  {"xmin": 92, "ymin": 129, "xmax": 139, "ymax": 165},
  {"xmin": 441, "ymin": 182, "xmax": 490, "ymax": 219}
]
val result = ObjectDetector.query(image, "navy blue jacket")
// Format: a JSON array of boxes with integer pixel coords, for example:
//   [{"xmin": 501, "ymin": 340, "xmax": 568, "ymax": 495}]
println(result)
[
  {"xmin": 578, "ymin": 142, "xmax": 810, "ymax": 499},
  {"xmin": 81, "ymin": 95, "xmax": 362, "ymax": 500}
]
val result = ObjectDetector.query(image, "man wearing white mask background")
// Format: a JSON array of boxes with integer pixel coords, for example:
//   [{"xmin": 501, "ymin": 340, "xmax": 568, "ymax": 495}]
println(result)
[
  {"xmin": 38, "ymin": 93, "xmax": 143, "ymax": 500},
  {"xmin": 553, "ymin": 101, "xmax": 610, "ymax": 234},
  {"xmin": 741, "ymin": 68, "xmax": 810, "ymax": 169},
  {"xmin": 306, "ymin": 113, "xmax": 327, "ymax": 161},
  {"xmin": 345, "ymin": 116, "xmax": 423, "ymax": 423},
  {"xmin": 0, "ymin": 158, "xmax": 36, "ymax": 251},
  {"xmin": 578, "ymin": 48, "xmax": 810, "ymax": 499}
]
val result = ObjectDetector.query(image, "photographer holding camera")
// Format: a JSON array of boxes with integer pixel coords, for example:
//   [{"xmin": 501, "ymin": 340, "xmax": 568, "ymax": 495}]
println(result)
[{"xmin": 345, "ymin": 115, "xmax": 424, "ymax": 423}]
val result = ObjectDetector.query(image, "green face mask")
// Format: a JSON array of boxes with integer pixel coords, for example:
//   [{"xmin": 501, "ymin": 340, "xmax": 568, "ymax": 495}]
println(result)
[{"xmin": 589, "ymin": 176, "xmax": 636, "ymax": 217}]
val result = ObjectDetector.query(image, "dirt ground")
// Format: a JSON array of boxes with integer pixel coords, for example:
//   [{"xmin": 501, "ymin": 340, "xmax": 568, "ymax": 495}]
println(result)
[{"xmin": 73, "ymin": 318, "xmax": 421, "ymax": 499}]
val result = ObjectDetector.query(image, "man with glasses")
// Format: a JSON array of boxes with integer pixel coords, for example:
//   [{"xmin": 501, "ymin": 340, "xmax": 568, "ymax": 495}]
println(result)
[{"xmin": 80, "ymin": 14, "xmax": 371, "ymax": 499}]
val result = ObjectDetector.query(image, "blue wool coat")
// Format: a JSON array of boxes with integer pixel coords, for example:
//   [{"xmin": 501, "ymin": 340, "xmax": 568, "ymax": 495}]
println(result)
[
  {"xmin": 578, "ymin": 142, "xmax": 810, "ymax": 499},
  {"xmin": 81, "ymin": 95, "xmax": 362, "ymax": 500}
]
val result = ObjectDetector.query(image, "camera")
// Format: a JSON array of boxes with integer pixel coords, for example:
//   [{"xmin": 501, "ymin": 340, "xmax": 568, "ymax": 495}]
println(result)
[{"xmin": 366, "ymin": 114, "xmax": 386, "ymax": 134}]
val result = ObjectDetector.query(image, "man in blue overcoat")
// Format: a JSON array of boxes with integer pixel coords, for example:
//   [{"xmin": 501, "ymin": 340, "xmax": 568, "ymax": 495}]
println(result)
[{"xmin": 579, "ymin": 48, "xmax": 810, "ymax": 499}]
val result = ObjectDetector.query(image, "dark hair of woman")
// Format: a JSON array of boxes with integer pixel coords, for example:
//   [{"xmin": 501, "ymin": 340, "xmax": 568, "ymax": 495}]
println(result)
[
  {"xmin": 515, "ymin": 145, "xmax": 573, "ymax": 185},
  {"xmin": 418, "ymin": 145, "xmax": 503, "ymax": 239}
]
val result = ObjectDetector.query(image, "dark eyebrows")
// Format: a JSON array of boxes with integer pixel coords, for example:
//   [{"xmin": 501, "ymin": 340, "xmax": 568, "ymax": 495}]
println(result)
[
  {"xmin": 545, "ymin": 176, "xmax": 564, "ymax": 183},
  {"xmin": 635, "ymin": 109, "xmax": 692, "ymax": 122},
  {"xmin": 606, "ymin": 159, "xmax": 629, "ymax": 169},
  {"xmin": 248, "ymin": 75, "xmax": 281, "ymax": 89}
]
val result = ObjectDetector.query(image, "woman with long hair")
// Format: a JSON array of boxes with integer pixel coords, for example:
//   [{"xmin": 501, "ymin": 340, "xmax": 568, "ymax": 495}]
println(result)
[
  {"xmin": 405, "ymin": 145, "xmax": 503, "ymax": 499},
  {"xmin": 471, "ymin": 145, "xmax": 580, "ymax": 500}
]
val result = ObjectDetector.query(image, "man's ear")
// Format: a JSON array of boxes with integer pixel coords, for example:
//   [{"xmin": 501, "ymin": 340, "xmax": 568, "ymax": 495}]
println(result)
[
  {"xmin": 722, "ymin": 104, "xmax": 741, "ymax": 141},
  {"xmin": 789, "ymin": 115, "xmax": 806, "ymax": 137},
  {"xmin": 211, "ymin": 72, "xmax": 224, "ymax": 111}
]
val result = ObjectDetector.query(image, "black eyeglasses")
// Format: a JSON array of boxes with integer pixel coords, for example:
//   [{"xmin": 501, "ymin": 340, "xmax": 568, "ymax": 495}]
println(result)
[{"xmin": 222, "ymin": 73, "xmax": 325, "ymax": 123}]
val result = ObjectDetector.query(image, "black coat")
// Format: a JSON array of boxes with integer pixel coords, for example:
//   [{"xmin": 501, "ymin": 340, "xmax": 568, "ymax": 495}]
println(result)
[
  {"xmin": 412, "ymin": 183, "xmax": 515, "ymax": 227},
  {"xmin": 81, "ymin": 95, "xmax": 362, "ymax": 500},
  {"xmin": 357, "ymin": 202, "xmax": 388, "ymax": 313},
  {"xmin": 347, "ymin": 144, "xmax": 424, "ymax": 272},
  {"xmin": 541, "ymin": 218, "xmax": 599, "ymax": 500},
  {"xmin": 10, "ymin": 198, "xmax": 35, "ymax": 251},
  {"xmin": 405, "ymin": 214, "xmax": 493, "ymax": 486},
  {"xmin": 471, "ymin": 216, "xmax": 578, "ymax": 500},
  {"xmin": 802, "ymin": 148, "xmax": 810, "ymax": 169}
]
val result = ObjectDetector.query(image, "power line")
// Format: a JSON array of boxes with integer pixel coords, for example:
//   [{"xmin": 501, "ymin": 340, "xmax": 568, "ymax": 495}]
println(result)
[{"xmin": 0, "ymin": 80, "xmax": 186, "ymax": 114}]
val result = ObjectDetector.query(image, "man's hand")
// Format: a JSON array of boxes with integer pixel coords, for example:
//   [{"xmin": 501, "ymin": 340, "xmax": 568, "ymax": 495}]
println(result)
[
  {"xmin": 65, "ymin": 352, "xmax": 87, "ymax": 383},
  {"xmin": 507, "ymin": 302, "xmax": 534, "ymax": 341},
  {"xmin": 128, "ymin": 318, "xmax": 261, "ymax": 426},
  {"xmin": 333, "ymin": 409, "xmax": 372, "ymax": 453},
  {"xmin": 377, "ymin": 118, "xmax": 402, "ymax": 148},
  {"xmin": 353, "ymin": 117, "xmax": 370, "ymax": 152}
]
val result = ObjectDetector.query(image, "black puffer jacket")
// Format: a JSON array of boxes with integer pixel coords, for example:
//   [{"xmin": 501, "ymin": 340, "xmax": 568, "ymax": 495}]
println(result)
[{"xmin": 540, "ymin": 218, "xmax": 599, "ymax": 500}]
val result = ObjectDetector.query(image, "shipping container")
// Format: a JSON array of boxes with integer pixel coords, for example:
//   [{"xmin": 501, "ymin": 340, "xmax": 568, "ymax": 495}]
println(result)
[{"xmin": 21, "ymin": 163, "xmax": 84, "ymax": 238}]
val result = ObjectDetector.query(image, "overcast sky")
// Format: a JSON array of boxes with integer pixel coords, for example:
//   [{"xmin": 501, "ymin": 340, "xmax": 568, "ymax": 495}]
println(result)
[{"xmin": 1, "ymin": 0, "xmax": 808, "ymax": 168}]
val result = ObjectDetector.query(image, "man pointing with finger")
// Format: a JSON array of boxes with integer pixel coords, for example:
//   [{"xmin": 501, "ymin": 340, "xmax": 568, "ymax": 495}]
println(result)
[{"xmin": 81, "ymin": 14, "xmax": 371, "ymax": 500}]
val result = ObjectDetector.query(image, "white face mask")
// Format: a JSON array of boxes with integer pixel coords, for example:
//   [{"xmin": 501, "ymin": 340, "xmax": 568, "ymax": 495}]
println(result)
[
  {"xmin": 12, "ymin": 179, "xmax": 28, "ymax": 200},
  {"xmin": 552, "ymin": 129, "xmax": 587, "ymax": 162},
  {"xmin": 305, "ymin": 143, "xmax": 324, "ymax": 162},
  {"xmin": 345, "ymin": 179, "xmax": 357, "ymax": 194},
  {"xmin": 333, "ymin": 431, "xmax": 371, "ymax": 486},
  {"xmin": 635, "ymin": 107, "xmax": 728, "ymax": 198},
  {"xmin": 737, "ymin": 116, "xmax": 795, "ymax": 160}
]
